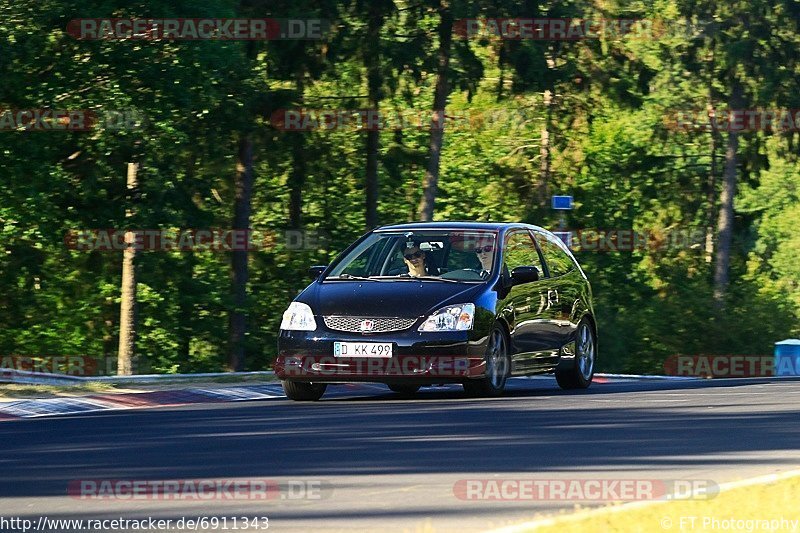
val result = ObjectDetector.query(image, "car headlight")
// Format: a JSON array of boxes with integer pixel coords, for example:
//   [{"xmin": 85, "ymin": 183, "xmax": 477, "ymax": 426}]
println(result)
[
  {"xmin": 419, "ymin": 303, "xmax": 475, "ymax": 332},
  {"xmin": 280, "ymin": 302, "xmax": 317, "ymax": 331}
]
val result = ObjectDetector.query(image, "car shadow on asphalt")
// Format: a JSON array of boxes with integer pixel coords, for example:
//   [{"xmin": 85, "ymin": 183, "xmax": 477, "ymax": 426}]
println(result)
[{"xmin": 320, "ymin": 376, "xmax": 800, "ymax": 402}]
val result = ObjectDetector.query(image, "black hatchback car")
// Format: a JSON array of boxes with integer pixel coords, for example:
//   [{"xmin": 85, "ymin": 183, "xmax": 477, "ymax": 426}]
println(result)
[{"xmin": 275, "ymin": 222, "xmax": 597, "ymax": 401}]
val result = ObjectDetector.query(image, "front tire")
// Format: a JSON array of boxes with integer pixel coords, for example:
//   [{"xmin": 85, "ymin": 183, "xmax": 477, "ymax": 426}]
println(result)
[
  {"xmin": 555, "ymin": 318, "xmax": 596, "ymax": 389},
  {"xmin": 464, "ymin": 325, "xmax": 510, "ymax": 397},
  {"xmin": 282, "ymin": 381, "xmax": 327, "ymax": 401}
]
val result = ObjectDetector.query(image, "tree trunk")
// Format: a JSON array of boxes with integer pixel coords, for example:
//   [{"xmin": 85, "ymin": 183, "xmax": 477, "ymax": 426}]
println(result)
[
  {"xmin": 417, "ymin": 0, "xmax": 452, "ymax": 221},
  {"xmin": 288, "ymin": 75, "xmax": 306, "ymax": 229},
  {"xmin": 364, "ymin": 2, "xmax": 383, "ymax": 230},
  {"xmin": 705, "ymin": 105, "xmax": 718, "ymax": 264},
  {"xmin": 365, "ymin": 128, "xmax": 379, "ymax": 228},
  {"xmin": 496, "ymin": 44, "xmax": 506, "ymax": 101},
  {"xmin": 179, "ymin": 152, "xmax": 198, "ymax": 363},
  {"xmin": 713, "ymin": 81, "xmax": 742, "ymax": 307},
  {"xmin": 704, "ymin": 47, "xmax": 717, "ymax": 264},
  {"xmin": 229, "ymin": 136, "xmax": 254, "ymax": 372},
  {"xmin": 117, "ymin": 162, "xmax": 139, "ymax": 376},
  {"xmin": 538, "ymin": 87, "xmax": 553, "ymax": 207},
  {"xmin": 177, "ymin": 255, "xmax": 195, "ymax": 363}
]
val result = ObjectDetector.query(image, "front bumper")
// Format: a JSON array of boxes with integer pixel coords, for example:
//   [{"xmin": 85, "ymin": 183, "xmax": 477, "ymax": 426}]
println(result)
[{"xmin": 275, "ymin": 324, "xmax": 489, "ymax": 383}]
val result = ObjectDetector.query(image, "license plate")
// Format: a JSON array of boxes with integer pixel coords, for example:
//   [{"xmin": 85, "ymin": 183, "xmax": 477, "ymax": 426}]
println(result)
[{"xmin": 334, "ymin": 342, "xmax": 393, "ymax": 358}]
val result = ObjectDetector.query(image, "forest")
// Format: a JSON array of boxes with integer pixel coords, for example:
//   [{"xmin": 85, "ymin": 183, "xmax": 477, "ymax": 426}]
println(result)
[{"xmin": 1, "ymin": 0, "xmax": 798, "ymax": 375}]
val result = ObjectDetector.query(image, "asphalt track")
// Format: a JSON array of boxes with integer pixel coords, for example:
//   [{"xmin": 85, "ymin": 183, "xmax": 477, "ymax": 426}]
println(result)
[{"xmin": 1, "ymin": 377, "xmax": 799, "ymax": 532}]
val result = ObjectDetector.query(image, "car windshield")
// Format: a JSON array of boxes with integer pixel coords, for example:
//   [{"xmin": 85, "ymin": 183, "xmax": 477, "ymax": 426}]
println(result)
[{"xmin": 326, "ymin": 230, "xmax": 498, "ymax": 282}]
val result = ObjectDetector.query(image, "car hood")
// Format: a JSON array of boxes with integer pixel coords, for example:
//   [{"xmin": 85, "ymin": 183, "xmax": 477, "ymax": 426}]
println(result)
[{"xmin": 298, "ymin": 280, "xmax": 484, "ymax": 318}]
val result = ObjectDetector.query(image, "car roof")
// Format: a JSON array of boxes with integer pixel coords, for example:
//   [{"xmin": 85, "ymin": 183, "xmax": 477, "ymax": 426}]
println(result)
[{"xmin": 375, "ymin": 221, "xmax": 548, "ymax": 233}]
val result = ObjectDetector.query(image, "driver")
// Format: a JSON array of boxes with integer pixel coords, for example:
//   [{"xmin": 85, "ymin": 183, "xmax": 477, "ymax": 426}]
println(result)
[
  {"xmin": 402, "ymin": 243, "xmax": 428, "ymax": 277},
  {"xmin": 474, "ymin": 241, "xmax": 494, "ymax": 278}
]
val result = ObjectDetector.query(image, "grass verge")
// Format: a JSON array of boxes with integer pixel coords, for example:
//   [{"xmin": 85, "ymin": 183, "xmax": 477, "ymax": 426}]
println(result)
[
  {"xmin": 512, "ymin": 474, "xmax": 800, "ymax": 533},
  {"xmin": 0, "ymin": 381, "xmax": 119, "ymax": 399}
]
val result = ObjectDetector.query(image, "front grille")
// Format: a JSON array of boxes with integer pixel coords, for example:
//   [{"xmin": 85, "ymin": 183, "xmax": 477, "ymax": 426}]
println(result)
[{"xmin": 323, "ymin": 316, "xmax": 417, "ymax": 333}]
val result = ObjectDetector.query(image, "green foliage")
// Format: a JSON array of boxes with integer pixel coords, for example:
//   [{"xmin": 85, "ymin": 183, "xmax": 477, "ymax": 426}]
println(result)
[{"xmin": 0, "ymin": 0, "xmax": 798, "ymax": 374}]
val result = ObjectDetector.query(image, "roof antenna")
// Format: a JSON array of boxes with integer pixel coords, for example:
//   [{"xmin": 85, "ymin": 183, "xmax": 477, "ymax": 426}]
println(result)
[{"xmin": 403, "ymin": 231, "xmax": 415, "ymax": 248}]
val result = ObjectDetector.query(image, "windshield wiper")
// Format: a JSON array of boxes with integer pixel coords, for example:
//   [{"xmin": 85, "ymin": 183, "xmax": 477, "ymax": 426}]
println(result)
[
  {"xmin": 412, "ymin": 276, "xmax": 461, "ymax": 283},
  {"xmin": 327, "ymin": 274, "xmax": 387, "ymax": 282},
  {"xmin": 378, "ymin": 275, "xmax": 462, "ymax": 283}
]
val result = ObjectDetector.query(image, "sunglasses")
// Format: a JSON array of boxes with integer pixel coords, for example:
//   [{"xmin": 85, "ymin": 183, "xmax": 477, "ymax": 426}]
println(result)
[
  {"xmin": 474, "ymin": 245, "xmax": 494, "ymax": 254},
  {"xmin": 404, "ymin": 251, "xmax": 423, "ymax": 260}
]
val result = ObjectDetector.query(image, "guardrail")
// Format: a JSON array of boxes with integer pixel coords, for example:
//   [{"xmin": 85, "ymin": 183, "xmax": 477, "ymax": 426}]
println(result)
[{"xmin": 0, "ymin": 369, "xmax": 87, "ymax": 385}]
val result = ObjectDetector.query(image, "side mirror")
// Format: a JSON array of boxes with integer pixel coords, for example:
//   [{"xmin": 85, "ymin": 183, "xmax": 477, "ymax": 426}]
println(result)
[
  {"xmin": 510, "ymin": 266, "xmax": 540, "ymax": 285},
  {"xmin": 308, "ymin": 265, "xmax": 327, "ymax": 280}
]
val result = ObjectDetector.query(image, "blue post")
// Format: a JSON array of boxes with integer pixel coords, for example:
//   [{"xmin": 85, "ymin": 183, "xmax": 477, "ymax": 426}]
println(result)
[{"xmin": 774, "ymin": 339, "xmax": 800, "ymax": 376}]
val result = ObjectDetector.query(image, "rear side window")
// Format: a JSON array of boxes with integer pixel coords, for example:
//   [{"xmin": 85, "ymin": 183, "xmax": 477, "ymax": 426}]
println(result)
[
  {"xmin": 534, "ymin": 233, "xmax": 575, "ymax": 278},
  {"xmin": 504, "ymin": 232, "xmax": 544, "ymax": 273}
]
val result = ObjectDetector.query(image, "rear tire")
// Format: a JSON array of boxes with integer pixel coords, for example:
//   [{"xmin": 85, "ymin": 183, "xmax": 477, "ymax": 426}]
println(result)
[
  {"xmin": 463, "ymin": 324, "xmax": 510, "ymax": 397},
  {"xmin": 388, "ymin": 384, "xmax": 421, "ymax": 396},
  {"xmin": 555, "ymin": 318, "xmax": 596, "ymax": 390},
  {"xmin": 282, "ymin": 381, "xmax": 327, "ymax": 401}
]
